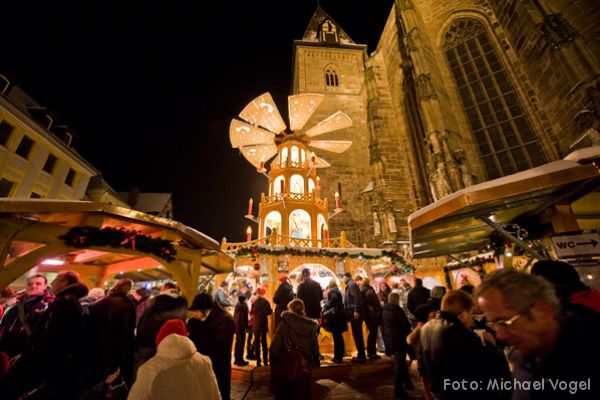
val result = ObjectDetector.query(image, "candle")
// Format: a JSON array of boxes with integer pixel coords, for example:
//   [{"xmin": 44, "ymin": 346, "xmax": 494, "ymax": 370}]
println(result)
[
  {"xmin": 247, "ymin": 198, "xmax": 253, "ymax": 216},
  {"xmin": 259, "ymin": 156, "xmax": 265, "ymax": 170},
  {"xmin": 335, "ymin": 191, "xmax": 340, "ymax": 209},
  {"xmin": 280, "ymin": 179, "xmax": 285, "ymax": 194},
  {"xmin": 311, "ymin": 152, "xmax": 316, "ymax": 163},
  {"xmin": 316, "ymin": 176, "xmax": 320, "ymax": 189},
  {"xmin": 323, "ymin": 223, "xmax": 329, "ymax": 240},
  {"xmin": 246, "ymin": 226, "xmax": 252, "ymax": 242}
]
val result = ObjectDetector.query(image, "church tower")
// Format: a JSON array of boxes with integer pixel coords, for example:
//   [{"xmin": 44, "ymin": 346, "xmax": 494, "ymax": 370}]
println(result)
[{"xmin": 292, "ymin": 6, "xmax": 372, "ymax": 246}]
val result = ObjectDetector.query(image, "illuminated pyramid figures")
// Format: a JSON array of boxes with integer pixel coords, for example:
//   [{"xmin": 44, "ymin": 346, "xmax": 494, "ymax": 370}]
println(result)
[{"xmin": 230, "ymin": 92, "xmax": 352, "ymax": 247}]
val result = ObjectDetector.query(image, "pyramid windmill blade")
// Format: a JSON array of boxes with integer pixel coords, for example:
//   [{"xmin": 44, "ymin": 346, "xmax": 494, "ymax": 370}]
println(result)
[
  {"xmin": 288, "ymin": 94, "xmax": 324, "ymax": 131},
  {"xmin": 229, "ymin": 119, "xmax": 276, "ymax": 148},
  {"xmin": 308, "ymin": 140, "xmax": 352, "ymax": 154},
  {"xmin": 304, "ymin": 111, "xmax": 352, "ymax": 137},
  {"xmin": 239, "ymin": 92, "xmax": 287, "ymax": 134},
  {"xmin": 239, "ymin": 144, "xmax": 278, "ymax": 168},
  {"xmin": 314, "ymin": 155, "xmax": 331, "ymax": 168}
]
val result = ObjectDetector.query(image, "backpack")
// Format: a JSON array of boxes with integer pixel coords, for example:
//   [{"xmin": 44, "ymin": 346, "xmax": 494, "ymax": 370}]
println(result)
[{"xmin": 270, "ymin": 320, "xmax": 311, "ymax": 392}]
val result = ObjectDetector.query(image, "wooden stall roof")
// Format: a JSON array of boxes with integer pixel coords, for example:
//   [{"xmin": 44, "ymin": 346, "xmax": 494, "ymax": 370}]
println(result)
[{"xmin": 408, "ymin": 147, "xmax": 600, "ymax": 258}]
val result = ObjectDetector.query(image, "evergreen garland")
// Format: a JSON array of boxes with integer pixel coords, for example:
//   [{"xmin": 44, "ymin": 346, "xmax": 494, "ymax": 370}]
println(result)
[
  {"xmin": 60, "ymin": 226, "xmax": 177, "ymax": 262},
  {"xmin": 234, "ymin": 245, "xmax": 415, "ymax": 274}
]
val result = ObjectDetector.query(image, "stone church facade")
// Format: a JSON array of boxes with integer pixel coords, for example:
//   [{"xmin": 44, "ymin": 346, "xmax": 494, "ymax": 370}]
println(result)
[{"xmin": 291, "ymin": 0, "xmax": 600, "ymax": 248}]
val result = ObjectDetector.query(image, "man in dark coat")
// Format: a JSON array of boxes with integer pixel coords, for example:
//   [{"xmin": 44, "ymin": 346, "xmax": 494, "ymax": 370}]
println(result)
[
  {"xmin": 342, "ymin": 272, "xmax": 366, "ymax": 363},
  {"xmin": 251, "ymin": 287, "xmax": 273, "ymax": 367},
  {"xmin": 1, "ymin": 270, "xmax": 89, "ymax": 400},
  {"xmin": 188, "ymin": 293, "xmax": 236, "ymax": 400},
  {"xmin": 82, "ymin": 278, "xmax": 136, "ymax": 387},
  {"xmin": 407, "ymin": 278, "xmax": 430, "ymax": 316},
  {"xmin": 296, "ymin": 268, "xmax": 323, "ymax": 320},
  {"xmin": 360, "ymin": 277, "xmax": 383, "ymax": 359},
  {"xmin": 420, "ymin": 289, "xmax": 509, "ymax": 400},
  {"xmin": 322, "ymin": 280, "xmax": 346, "ymax": 363},
  {"xmin": 382, "ymin": 292, "xmax": 413, "ymax": 399},
  {"xmin": 0, "ymin": 274, "xmax": 54, "ymax": 358},
  {"xmin": 134, "ymin": 283, "xmax": 188, "ymax": 373},
  {"xmin": 233, "ymin": 294, "xmax": 249, "ymax": 366},
  {"xmin": 272, "ymin": 275, "xmax": 295, "ymax": 330}
]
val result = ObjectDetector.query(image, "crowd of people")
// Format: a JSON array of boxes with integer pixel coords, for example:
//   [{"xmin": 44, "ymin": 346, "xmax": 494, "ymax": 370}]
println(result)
[{"xmin": 0, "ymin": 260, "xmax": 598, "ymax": 400}]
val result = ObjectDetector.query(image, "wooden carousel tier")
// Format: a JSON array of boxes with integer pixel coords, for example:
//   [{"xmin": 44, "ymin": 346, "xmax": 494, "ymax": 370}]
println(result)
[{"xmin": 231, "ymin": 354, "xmax": 394, "ymax": 383}]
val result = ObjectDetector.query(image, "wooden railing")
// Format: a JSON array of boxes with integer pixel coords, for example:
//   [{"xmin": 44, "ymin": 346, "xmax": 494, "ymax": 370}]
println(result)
[
  {"xmin": 261, "ymin": 192, "xmax": 328, "ymax": 209},
  {"xmin": 221, "ymin": 231, "xmax": 355, "ymax": 251}
]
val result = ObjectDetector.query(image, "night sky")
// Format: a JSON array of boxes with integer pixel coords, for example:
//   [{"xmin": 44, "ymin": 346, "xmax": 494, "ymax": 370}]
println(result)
[{"xmin": 0, "ymin": 0, "xmax": 393, "ymax": 241}]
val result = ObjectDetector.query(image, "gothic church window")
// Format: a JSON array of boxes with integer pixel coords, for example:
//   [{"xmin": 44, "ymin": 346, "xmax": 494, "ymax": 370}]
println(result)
[
  {"xmin": 325, "ymin": 66, "xmax": 339, "ymax": 87},
  {"xmin": 444, "ymin": 18, "xmax": 548, "ymax": 179}
]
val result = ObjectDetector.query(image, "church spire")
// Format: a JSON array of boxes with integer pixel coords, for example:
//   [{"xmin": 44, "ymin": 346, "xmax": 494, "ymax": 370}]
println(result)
[{"xmin": 301, "ymin": 5, "xmax": 356, "ymax": 44}]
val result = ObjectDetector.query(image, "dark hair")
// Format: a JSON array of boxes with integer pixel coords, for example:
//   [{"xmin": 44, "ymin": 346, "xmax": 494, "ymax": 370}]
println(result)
[
  {"xmin": 60, "ymin": 271, "xmax": 81, "ymax": 286},
  {"xmin": 530, "ymin": 260, "xmax": 580, "ymax": 285},
  {"xmin": 414, "ymin": 303, "xmax": 435, "ymax": 324},
  {"xmin": 301, "ymin": 268, "xmax": 310, "ymax": 277},
  {"xmin": 190, "ymin": 293, "xmax": 213, "ymax": 311},
  {"xmin": 161, "ymin": 282, "xmax": 177, "ymax": 290},
  {"xmin": 238, "ymin": 294, "xmax": 246, "ymax": 302}
]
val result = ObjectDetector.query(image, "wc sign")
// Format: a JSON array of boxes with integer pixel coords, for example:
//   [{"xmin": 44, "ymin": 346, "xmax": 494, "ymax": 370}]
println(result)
[{"xmin": 552, "ymin": 233, "xmax": 600, "ymax": 258}]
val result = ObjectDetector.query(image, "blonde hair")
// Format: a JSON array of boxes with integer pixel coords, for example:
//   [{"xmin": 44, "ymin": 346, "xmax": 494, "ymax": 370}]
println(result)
[
  {"xmin": 441, "ymin": 289, "xmax": 474, "ymax": 316},
  {"xmin": 288, "ymin": 298, "xmax": 306, "ymax": 316},
  {"xmin": 328, "ymin": 279, "xmax": 338, "ymax": 289}
]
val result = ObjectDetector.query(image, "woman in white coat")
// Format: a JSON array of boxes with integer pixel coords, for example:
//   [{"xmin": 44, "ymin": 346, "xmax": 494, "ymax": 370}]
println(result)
[{"xmin": 128, "ymin": 319, "xmax": 221, "ymax": 400}]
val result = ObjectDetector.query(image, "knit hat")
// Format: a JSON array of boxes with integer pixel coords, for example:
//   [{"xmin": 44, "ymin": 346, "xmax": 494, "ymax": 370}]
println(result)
[
  {"xmin": 190, "ymin": 293, "xmax": 213, "ymax": 311},
  {"xmin": 156, "ymin": 319, "xmax": 188, "ymax": 346},
  {"xmin": 257, "ymin": 287, "xmax": 266, "ymax": 296},
  {"xmin": 279, "ymin": 275, "xmax": 288, "ymax": 283},
  {"xmin": 342, "ymin": 272, "xmax": 352, "ymax": 279}
]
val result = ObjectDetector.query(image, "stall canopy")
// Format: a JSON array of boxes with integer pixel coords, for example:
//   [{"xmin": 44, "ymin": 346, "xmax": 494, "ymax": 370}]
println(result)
[
  {"xmin": 408, "ymin": 147, "xmax": 600, "ymax": 258},
  {"xmin": 0, "ymin": 199, "xmax": 234, "ymax": 300}
]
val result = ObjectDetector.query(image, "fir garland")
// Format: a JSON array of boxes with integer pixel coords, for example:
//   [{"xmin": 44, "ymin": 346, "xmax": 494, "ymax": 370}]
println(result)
[
  {"xmin": 234, "ymin": 246, "xmax": 415, "ymax": 274},
  {"xmin": 60, "ymin": 226, "xmax": 177, "ymax": 262}
]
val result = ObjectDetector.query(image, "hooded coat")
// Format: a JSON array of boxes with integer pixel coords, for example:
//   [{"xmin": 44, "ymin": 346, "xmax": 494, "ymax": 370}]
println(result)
[
  {"xmin": 127, "ymin": 334, "xmax": 220, "ymax": 400},
  {"xmin": 269, "ymin": 311, "xmax": 320, "ymax": 368},
  {"xmin": 272, "ymin": 281, "xmax": 295, "ymax": 328}
]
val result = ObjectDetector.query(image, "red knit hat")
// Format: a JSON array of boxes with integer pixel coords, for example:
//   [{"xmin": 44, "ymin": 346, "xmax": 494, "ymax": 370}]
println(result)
[
  {"xmin": 279, "ymin": 275, "xmax": 288, "ymax": 283},
  {"xmin": 257, "ymin": 287, "xmax": 266, "ymax": 295},
  {"xmin": 156, "ymin": 319, "xmax": 188, "ymax": 346}
]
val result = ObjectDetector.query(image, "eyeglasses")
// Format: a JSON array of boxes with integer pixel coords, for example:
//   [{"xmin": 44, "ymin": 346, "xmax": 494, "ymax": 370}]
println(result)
[{"xmin": 486, "ymin": 313, "xmax": 523, "ymax": 331}]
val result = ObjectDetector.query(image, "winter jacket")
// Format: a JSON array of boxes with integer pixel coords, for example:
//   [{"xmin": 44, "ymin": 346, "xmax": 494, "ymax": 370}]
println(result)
[
  {"xmin": 251, "ymin": 296, "xmax": 272, "ymax": 333},
  {"xmin": 188, "ymin": 305, "xmax": 235, "ymax": 400},
  {"xmin": 419, "ymin": 312, "xmax": 509, "ymax": 400},
  {"xmin": 269, "ymin": 311, "xmax": 320, "ymax": 368},
  {"xmin": 360, "ymin": 283, "xmax": 382, "ymax": 325},
  {"xmin": 0, "ymin": 290, "xmax": 54, "ymax": 357},
  {"xmin": 136, "ymin": 292, "xmax": 188, "ymax": 349},
  {"xmin": 297, "ymin": 277, "xmax": 323, "ymax": 319},
  {"xmin": 127, "ymin": 334, "xmax": 220, "ymax": 400},
  {"xmin": 322, "ymin": 287, "xmax": 346, "ymax": 333},
  {"xmin": 381, "ymin": 302, "xmax": 410, "ymax": 353},
  {"xmin": 83, "ymin": 291, "xmax": 137, "ymax": 386},
  {"xmin": 213, "ymin": 287, "xmax": 233, "ymax": 308},
  {"xmin": 407, "ymin": 285, "xmax": 430, "ymax": 315},
  {"xmin": 273, "ymin": 282, "xmax": 295, "ymax": 328},
  {"xmin": 233, "ymin": 301, "xmax": 249, "ymax": 334},
  {"xmin": 344, "ymin": 279, "xmax": 364, "ymax": 320}
]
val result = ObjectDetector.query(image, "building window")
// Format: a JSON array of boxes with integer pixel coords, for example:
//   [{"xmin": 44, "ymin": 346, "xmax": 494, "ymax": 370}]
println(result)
[
  {"xmin": 325, "ymin": 67, "xmax": 339, "ymax": 87},
  {"xmin": 0, "ymin": 120, "xmax": 15, "ymax": 147},
  {"xmin": 15, "ymin": 135, "xmax": 35, "ymax": 159},
  {"xmin": 65, "ymin": 168, "xmax": 76, "ymax": 187},
  {"xmin": 0, "ymin": 178, "xmax": 15, "ymax": 197},
  {"xmin": 319, "ymin": 20, "xmax": 338, "ymax": 43},
  {"xmin": 30, "ymin": 192, "xmax": 42, "ymax": 198},
  {"xmin": 444, "ymin": 18, "xmax": 548, "ymax": 179},
  {"xmin": 43, "ymin": 154, "xmax": 57, "ymax": 174}
]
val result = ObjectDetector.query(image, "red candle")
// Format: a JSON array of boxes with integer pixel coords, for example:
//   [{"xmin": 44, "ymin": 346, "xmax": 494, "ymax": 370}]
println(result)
[
  {"xmin": 323, "ymin": 223, "xmax": 329, "ymax": 240},
  {"xmin": 316, "ymin": 176, "xmax": 320, "ymax": 189},
  {"xmin": 246, "ymin": 226, "xmax": 252, "ymax": 242},
  {"xmin": 259, "ymin": 156, "xmax": 265, "ymax": 170},
  {"xmin": 311, "ymin": 152, "xmax": 316, "ymax": 163},
  {"xmin": 334, "ymin": 192, "xmax": 340, "ymax": 209},
  {"xmin": 247, "ymin": 198, "xmax": 253, "ymax": 216},
  {"xmin": 280, "ymin": 179, "xmax": 285, "ymax": 194}
]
